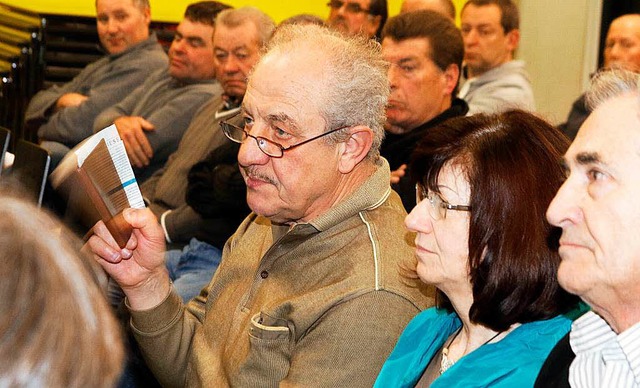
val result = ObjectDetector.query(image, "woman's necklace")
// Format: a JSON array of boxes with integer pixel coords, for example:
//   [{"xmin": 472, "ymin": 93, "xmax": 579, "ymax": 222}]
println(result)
[{"xmin": 439, "ymin": 327, "xmax": 503, "ymax": 375}]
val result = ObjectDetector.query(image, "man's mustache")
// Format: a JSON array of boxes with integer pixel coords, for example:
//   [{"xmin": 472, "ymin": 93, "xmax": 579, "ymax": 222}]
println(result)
[{"xmin": 242, "ymin": 166, "xmax": 278, "ymax": 186}]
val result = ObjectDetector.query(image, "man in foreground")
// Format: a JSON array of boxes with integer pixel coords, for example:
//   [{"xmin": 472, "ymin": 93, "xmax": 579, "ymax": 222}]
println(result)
[
  {"xmin": 88, "ymin": 24, "xmax": 433, "ymax": 386},
  {"xmin": 535, "ymin": 68, "xmax": 640, "ymax": 387}
]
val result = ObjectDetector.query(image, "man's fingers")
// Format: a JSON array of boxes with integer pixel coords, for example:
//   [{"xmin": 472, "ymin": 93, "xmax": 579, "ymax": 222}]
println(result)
[
  {"xmin": 134, "ymin": 129, "xmax": 153, "ymax": 160},
  {"xmin": 122, "ymin": 208, "xmax": 167, "ymax": 246},
  {"xmin": 122, "ymin": 131, "xmax": 149, "ymax": 167},
  {"xmin": 93, "ymin": 219, "xmax": 120, "ymax": 246},
  {"xmin": 87, "ymin": 221, "xmax": 123, "ymax": 264},
  {"xmin": 139, "ymin": 118, "xmax": 156, "ymax": 131},
  {"xmin": 116, "ymin": 117, "xmax": 152, "ymax": 166},
  {"xmin": 125, "ymin": 143, "xmax": 143, "ymax": 168},
  {"xmin": 122, "ymin": 208, "xmax": 157, "ymax": 230},
  {"xmin": 131, "ymin": 145, "xmax": 150, "ymax": 167},
  {"xmin": 56, "ymin": 92, "xmax": 88, "ymax": 109}
]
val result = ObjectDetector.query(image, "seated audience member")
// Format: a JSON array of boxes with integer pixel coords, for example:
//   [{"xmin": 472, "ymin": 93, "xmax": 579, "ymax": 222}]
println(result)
[
  {"xmin": 91, "ymin": 1, "xmax": 227, "ymax": 182},
  {"xmin": 24, "ymin": 0, "xmax": 167, "ymax": 165},
  {"xmin": 559, "ymin": 14, "xmax": 640, "ymax": 140},
  {"xmin": 380, "ymin": 10, "xmax": 468, "ymax": 211},
  {"xmin": 0, "ymin": 195, "xmax": 123, "ymax": 387},
  {"xmin": 326, "ymin": 0, "xmax": 387, "ymax": 40},
  {"xmin": 142, "ymin": 6, "xmax": 275, "ymax": 301},
  {"xmin": 375, "ymin": 110, "xmax": 581, "ymax": 387},
  {"xmin": 535, "ymin": 69, "xmax": 640, "ymax": 387},
  {"xmin": 458, "ymin": 0, "xmax": 535, "ymax": 114},
  {"xmin": 88, "ymin": 24, "xmax": 434, "ymax": 386},
  {"xmin": 400, "ymin": 0, "xmax": 456, "ymax": 19}
]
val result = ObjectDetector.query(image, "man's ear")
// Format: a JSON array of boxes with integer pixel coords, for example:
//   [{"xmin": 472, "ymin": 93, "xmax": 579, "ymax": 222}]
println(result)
[
  {"xmin": 443, "ymin": 63, "xmax": 460, "ymax": 96},
  {"xmin": 338, "ymin": 125, "xmax": 373, "ymax": 174},
  {"xmin": 365, "ymin": 15, "xmax": 382, "ymax": 38},
  {"xmin": 505, "ymin": 28, "xmax": 520, "ymax": 53},
  {"xmin": 143, "ymin": 6, "xmax": 151, "ymax": 25}
]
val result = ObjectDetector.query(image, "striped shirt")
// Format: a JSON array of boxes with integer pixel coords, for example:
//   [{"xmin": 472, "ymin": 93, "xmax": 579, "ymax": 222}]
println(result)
[{"xmin": 569, "ymin": 311, "xmax": 640, "ymax": 387}]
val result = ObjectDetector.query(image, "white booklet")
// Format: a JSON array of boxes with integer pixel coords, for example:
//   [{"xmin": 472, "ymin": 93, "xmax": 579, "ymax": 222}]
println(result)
[{"xmin": 50, "ymin": 125, "xmax": 145, "ymax": 247}]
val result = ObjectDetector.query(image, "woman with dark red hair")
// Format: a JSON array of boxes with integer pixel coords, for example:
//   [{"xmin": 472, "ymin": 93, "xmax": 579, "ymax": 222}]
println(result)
[{"xmin": 375, "ymin": 110, "xmax": 584, "ymax": 387}]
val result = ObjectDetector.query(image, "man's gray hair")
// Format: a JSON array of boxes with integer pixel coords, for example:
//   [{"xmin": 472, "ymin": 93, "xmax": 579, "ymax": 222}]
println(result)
[
  {"xmin": 132, "ymin": 0, "xmax": 150, "ymax": 9},
  {"xmin": 96, "ymin": 0, "xmax": 150, "ymax": 11},
  {"xmin": 586, "ymin": 68, "xmax": 640, "ymax": 111},
  {"xmin": 258, "ymin": 24, "xmax": 389, "ymax": 161},
  {"xmin": 216, "ymin": 7, "xmax": 275, "ymax": 48}
]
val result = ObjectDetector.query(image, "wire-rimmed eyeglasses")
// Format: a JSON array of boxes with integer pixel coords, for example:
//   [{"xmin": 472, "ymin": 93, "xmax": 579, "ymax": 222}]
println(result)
[
  {"xmin": 220, "ymin": 112, "xmax": 350, "ymax": 158},
  {"xmin": 416, "ymin": 184, "xmax": 472, "ymax": 220},
  {"xmin": 326, "ymin": 0, "xmax": 371, "ymax": 14}
]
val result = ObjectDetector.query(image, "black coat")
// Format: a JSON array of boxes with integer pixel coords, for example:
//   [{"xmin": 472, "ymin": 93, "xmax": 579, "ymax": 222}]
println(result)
[
  {"xmin": 186, "ymin": 140, "xmax": 250, "ymax": 249},
  {"xmin": 534, "ymin": 332, "xmax": 574, "ymax": 388}
]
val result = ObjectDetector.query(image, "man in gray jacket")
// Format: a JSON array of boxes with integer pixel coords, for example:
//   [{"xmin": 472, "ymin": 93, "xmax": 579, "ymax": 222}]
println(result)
[
  {"xmin": 91, "ymin": 1, "xmax": 225, "ymax": 182},
  {"xmin": 24, "ymin": 0, "xmax": 167, "ymax": 156},
  {"xmin": 458, "ymin": 0, "xmax": 535, "ymax": 114}
]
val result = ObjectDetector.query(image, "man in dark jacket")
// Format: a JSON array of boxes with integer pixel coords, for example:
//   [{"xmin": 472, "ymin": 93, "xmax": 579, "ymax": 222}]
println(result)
[
  {"xmin": 560, "ymin": 14, "xmax": 640, "ymax": 140},
  {"xmin": 380, "ymin": 10, "xmax": 468, "ymax": 210}
]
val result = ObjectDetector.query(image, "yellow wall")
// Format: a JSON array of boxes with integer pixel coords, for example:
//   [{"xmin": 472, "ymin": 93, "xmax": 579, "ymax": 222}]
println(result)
[{"xmin": 3, "ymin": 0, "xmax": 465, "ymax": 23}]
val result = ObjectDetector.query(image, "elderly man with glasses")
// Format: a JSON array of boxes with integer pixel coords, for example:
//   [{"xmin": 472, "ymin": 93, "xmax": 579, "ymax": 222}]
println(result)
[
  {"xmin": 326, "ymin": 0, "xmax": 388, "ymax": 40},
  {"xmin": 87, "ymin": 24, "xmax": 433, "ymax": 387}
]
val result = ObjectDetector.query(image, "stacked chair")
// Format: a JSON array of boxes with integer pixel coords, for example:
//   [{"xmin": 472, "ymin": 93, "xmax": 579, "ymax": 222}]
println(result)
[{"xmin": 0, "ymin": 4, "xmax": 41, "ymax": 142}]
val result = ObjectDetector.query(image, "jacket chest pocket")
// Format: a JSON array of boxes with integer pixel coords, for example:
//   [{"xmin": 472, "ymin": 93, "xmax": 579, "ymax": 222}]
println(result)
[{"xmin": 234, "ymin": 312, "xmax": 293, "ymax": 387}]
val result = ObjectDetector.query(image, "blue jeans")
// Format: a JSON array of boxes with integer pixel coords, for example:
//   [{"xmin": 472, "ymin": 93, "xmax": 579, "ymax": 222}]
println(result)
[{"xmin": 165, "ymin": 237, "xmax": 222, "ymax": 302}]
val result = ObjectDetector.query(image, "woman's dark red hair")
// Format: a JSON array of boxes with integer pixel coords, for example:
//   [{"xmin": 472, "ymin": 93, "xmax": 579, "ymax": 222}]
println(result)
[{"xmin": 410, "ymin": 110, "xmax": 578, "ymax": 331}]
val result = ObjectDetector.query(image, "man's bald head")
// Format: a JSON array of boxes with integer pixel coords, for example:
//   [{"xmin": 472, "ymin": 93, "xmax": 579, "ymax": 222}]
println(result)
[
  {"xmin": 604, "ymin": 14, "xmax": 640, "ymax": 72},
  {"xmin": 400, "ymin": 0, "xmax": 455, "ymax": 19}
]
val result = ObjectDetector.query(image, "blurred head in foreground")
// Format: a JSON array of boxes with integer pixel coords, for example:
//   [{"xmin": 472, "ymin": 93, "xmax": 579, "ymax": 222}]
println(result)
[{"xmin": 0, "ymin": 195, "xmax": 124, "ymax": 387}]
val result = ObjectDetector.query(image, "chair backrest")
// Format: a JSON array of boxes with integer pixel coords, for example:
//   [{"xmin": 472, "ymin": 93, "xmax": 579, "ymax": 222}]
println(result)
[
  {"xmin": 0, "ymin": 127, "xmax": 10, "ymax": 175},
  {"xmin": 10, "ymin": 139, "xmax": 50, "ymax": 207}
]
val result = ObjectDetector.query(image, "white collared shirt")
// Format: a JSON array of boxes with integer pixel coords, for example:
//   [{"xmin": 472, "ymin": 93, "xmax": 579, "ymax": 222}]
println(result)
[{"xmin": 569, "ymin": 311, "xmax": 640, "ymax": 387}]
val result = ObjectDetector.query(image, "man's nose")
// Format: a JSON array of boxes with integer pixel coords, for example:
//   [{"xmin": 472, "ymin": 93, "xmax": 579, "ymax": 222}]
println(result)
[
  {"xmin": 171, "ymin": 38, "xmax": 187, "ymax": 54},
  {"xmin": 464, "ymin": 29, "xmax": 479, "ymax": 45},
  {"xmin": 106, "ymin": 18, "xmax": 119, "ymax": 34},
  {"xmin": 335, "ymin": 2, "xmax": 349, "ymax": 16},
  {"xmin": 237, "ymin": 127, "xmax": 270, "ymax": 167},
  {"xmin": 607, "ymin": 43, "xmax": 622, "ymax": 62},
  {"xmin": 546, "ymin": 178, "xmax": 582, "ymax": 228},
  {"xmin": 388, "ymin": 65, "xmax": 400, "ymax": 88},
  {"xmin": 222, "ymin": 55, "xmax": 240, "ymax": 74}
]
